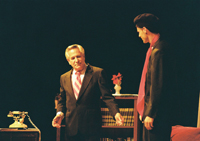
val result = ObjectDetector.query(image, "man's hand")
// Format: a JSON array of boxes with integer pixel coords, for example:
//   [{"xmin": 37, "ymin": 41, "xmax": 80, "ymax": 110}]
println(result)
[
  {"xmin": 52, "ymin": 114, "xmax": 63, "ymax": 128},
  {"xmin": 144, "ymin": 116, "xmax": 154, "ymax": 130},
  {"xmin": 115, "ymin": 113, "xmax": 124, "ymax": 125}
]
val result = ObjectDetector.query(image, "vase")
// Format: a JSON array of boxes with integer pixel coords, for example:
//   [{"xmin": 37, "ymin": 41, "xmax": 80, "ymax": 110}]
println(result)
[{"xmin": 114, "ymin": 84, "xmax": 121, "ymax": 94}]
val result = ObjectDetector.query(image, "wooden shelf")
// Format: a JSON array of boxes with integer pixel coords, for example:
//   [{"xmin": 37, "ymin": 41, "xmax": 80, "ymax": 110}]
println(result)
[
  {"xmin": 102, "ymin": 126, "xmax": 134, "ymax": 128},
  {"xmin": 59, "ymin": 125, "xmax": 135, "ymax": 128}
]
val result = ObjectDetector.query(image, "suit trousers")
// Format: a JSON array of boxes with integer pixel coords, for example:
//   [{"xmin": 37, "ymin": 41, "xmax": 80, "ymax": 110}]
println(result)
[
  {"xmin": 143, "ymin": 123, "xmax": 172, "ymax": 141},
  {"xmin": 65, "ymin": 130, "xmax": 100, "ymax": 141}
]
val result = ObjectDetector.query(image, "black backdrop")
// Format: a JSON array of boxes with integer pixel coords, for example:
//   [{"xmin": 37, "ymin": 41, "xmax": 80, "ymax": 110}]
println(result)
[{"xmin": 0, "ymin": 0, "xmax": 199, "ymax": 140}]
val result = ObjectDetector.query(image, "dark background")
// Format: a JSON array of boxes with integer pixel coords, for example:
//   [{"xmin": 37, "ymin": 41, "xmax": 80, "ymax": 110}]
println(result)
[{"xmin": 0, "ymin": 0, "xmax": 199, "ymax": 140}]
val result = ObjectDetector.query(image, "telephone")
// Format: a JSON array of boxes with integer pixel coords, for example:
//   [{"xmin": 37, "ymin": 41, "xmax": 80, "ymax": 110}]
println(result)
[
  {"xmin": 7, "ymin": 111, "xmax": 41, "ymax": 141},
  {"xmin": 7, "ymin": 111, "xmax": 28, "ymax": 128}
]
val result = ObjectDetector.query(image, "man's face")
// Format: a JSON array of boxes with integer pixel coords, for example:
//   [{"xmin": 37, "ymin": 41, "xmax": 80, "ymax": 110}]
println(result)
[
  {"xmin": 136, "ymin": 27, "xmax": 149, "ymax": 44},
  {"xmin": 67, "ymin": 48, "xmax": 86, "ymax": 72}
]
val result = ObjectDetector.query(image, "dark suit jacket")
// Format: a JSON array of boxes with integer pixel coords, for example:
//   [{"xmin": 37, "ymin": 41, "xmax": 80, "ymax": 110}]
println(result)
[
  {"xmin": 57, "ymin": 64, "xmax": 119, "ymax": 136},
  {"xmin": 143, "ymin": 37, "xmax": 177, "ymax": 127}
]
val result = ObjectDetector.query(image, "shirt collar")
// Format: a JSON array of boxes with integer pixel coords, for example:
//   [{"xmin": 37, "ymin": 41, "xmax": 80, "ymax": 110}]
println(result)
[
  {"xmin": 72, "ymin": 64, "xmax": 87, "ymax": 75},
  {"xmin": 150, "ymin": 33, "xmax": 160, "ymax": 49}
]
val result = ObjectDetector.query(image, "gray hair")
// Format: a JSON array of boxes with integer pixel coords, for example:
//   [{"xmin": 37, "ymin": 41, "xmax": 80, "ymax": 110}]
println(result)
[{"xmin": 65, "ymin": 44, "xmax": 85, "ymax": 60}]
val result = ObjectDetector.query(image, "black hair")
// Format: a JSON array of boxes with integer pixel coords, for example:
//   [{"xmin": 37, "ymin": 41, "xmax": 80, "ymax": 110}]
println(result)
[{"xmin": 134, "ymin": 13, "xmax": 160, "ymax": 33}]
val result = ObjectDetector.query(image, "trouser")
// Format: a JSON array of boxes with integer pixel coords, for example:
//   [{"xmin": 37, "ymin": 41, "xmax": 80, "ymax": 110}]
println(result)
[
  {"xmin": 65, "ymin": 130, "xmax": 100, "ymax": 141},
  {"xmin": 143, "ymin": 123, "xmax": 172, "ymax": 141}
]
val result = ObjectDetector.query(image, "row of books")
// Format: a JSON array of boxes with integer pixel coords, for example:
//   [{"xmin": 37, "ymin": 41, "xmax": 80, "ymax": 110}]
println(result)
[
  {"xmin": 100, "ymin": 137, "xmax": 134, "ymax": 141},
  {"xmin": 101, "ymin": 108, "xmax": 134, "ymax": 126}
]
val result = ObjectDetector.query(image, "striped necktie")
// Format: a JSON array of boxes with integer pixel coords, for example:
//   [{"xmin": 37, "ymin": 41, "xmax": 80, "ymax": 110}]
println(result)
[{"xmin": 73, "ymin": 72, "xmax": 82, "ymax": 99}]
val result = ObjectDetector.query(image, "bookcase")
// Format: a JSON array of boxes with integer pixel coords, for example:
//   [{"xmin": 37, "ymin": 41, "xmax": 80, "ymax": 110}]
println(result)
[
  {"xmin": 100, "ymin": 94, "xmax": 139, "ymax": 141},
  {"xmin": 56, "ymin": 94, "xmax": 140, "ymax": 141}
]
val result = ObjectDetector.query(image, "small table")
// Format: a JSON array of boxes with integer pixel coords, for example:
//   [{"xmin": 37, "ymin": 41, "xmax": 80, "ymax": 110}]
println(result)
[{"xmin": 0, "ymin": 128, "xmax": 39, "ymax": 141}]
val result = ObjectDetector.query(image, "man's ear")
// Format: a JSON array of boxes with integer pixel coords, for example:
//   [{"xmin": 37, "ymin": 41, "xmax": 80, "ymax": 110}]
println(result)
[
  {"xmin": 143, "ymin": 27, "xmax": 150, "ymax": 34},
  {"xmin": 67, "ymin": 59, "xmax": 71, "ymax": 65},
  {"xmin": 142, "ymin": 27, "xmax": 147, "ymax": 34}
]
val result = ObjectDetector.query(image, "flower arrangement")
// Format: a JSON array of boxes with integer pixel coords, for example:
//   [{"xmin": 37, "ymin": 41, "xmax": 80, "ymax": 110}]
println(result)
[
  {"xmin": 112, "ymin": 72, "xmax": 123, "ymax": 94},
  {"xmin": 111, "ymin": 72, "xmax": 123, "ymax": 86}
]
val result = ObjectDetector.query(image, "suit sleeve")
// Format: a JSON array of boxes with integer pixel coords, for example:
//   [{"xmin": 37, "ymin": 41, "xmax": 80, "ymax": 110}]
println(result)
[
  {"xmin": 98, "ymin": 69, "xmax": 119, "ymax": 117},
  {"xmin": 56, "ymin": 76, "xmax": 66, "ymax": 114},
  {"xmin": 145, "ymin": 49, "xmax": 164, "ymax": 118}
]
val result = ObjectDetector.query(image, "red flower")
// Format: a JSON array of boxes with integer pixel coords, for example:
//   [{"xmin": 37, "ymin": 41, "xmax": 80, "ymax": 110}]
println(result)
[{"xmin": 111, "ymin": 73, "xmax": 122, "ymax": 85}]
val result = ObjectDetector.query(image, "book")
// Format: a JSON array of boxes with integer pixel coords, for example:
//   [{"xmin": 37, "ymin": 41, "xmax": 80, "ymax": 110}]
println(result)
[{"xmin": 101, "ymin": 108, "xmax": 134, "ymax": 126}]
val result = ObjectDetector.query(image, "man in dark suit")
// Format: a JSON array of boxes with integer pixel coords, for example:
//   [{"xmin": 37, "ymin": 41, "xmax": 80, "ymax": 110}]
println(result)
[
  {"xmin": 52, "ymin": 44, "xmax": 124, "ymax": 141},
  {"xmin": 134, "ymin": 13, "xmax": 177, "ymax": 141}
]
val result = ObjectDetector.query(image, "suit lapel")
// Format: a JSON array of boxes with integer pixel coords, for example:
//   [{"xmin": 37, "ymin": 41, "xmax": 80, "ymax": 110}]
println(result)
[
  {"xmin": 77, "ymin": 65, "xmax": 93, "ymax": 100},
  {"xmin": 65, "ymin": 69, "xmax": 76, "ymax": 100}
]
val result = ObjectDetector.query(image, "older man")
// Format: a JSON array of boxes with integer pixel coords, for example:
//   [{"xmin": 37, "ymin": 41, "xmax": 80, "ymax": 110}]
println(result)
[{"xmin": 52, "ymin": 44, "xmax": 124, "ymax": 141}]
